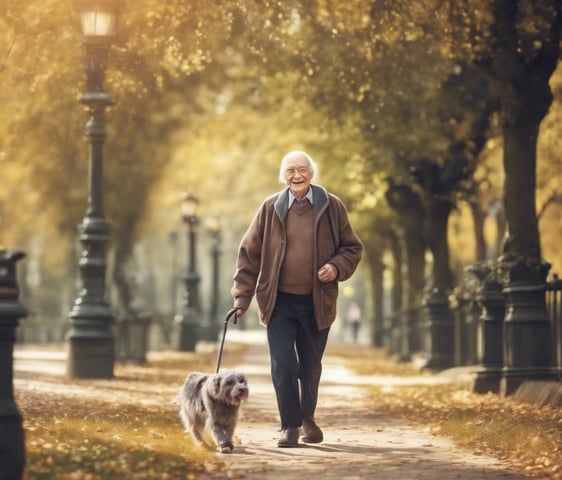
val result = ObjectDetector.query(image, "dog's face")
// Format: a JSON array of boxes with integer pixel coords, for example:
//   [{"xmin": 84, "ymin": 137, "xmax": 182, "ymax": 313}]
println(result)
[{"xmin": 212, "ymin": 371, "xmax": 249, "ymax": 407}]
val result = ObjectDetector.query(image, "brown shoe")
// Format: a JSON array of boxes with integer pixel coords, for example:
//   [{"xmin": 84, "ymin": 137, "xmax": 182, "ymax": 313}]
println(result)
[
  {"xmin": 302, "ymin": 418, "xmax": 323, "ymax": 443},
  {"xmin": 278, "ymin": 427, "xmax": 299, "ymax": 447}
]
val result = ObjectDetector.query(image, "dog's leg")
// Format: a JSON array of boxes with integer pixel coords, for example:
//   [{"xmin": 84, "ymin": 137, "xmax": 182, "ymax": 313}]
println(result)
[
  {"xmin": 180, "ymin": 408, "xmax": 205, "ymax": 444},
  {"xmin": 224, "ymin": 423, "xmax": 236, "ymax": 446},
  {"xmin": 191, "ymin": 426, "xmax": 204, "ymax": 443},
  {"xmin": 208, "ymin": 421, "xmax": 234, "ymax": 453}
]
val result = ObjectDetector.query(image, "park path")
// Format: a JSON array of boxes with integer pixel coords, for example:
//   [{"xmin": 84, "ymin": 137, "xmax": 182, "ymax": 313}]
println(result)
[{"xmin": 216, "ymin": 329, "xmax": 530, "ymax": 480}]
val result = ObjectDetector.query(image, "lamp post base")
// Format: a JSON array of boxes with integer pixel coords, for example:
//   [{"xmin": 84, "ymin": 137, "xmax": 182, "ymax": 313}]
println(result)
[
  {"xmin": 0, "ymin": 415, "xmax": 25, "ymax": 480},
  {"xmin": 174, "ymin": 313, "xmax": 199, "ymax": 352},
  {"xmin": 67, "ymin": 334, "xmax": 115, "ymax": 378},
  {"xmin": 198, "ymin": 321, "xmax": 220, "ymax": 343},
  {"xmin": 472, "ymin": 366, "xmax": 503, "ymax": 394},
  {"xmin": 0, "ymin": 249, "xmax": 27, "ymax": 478},
  {"xmin": 500, "ymin": 367, "xmax": 559, "ymax": 396},
  {"xmin": 421, "ymin": 288, "xmax": 455, "ymax": 371},
  {"xmin": 500, "ymin": 258, "xmax": 556, "ymax": 395}
]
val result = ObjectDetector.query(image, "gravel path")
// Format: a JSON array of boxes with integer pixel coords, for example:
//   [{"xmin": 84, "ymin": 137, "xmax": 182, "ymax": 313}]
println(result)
[{"xmin": 218, "ymin": 330, "xmax": 530, "ymax": 480}]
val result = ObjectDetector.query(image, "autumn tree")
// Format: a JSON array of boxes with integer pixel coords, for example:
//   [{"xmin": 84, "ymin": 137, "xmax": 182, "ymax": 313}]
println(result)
[
  {"xmin": 0, "ymin": 0, "xmax": 247, "ymax": 331},
  {"xmin": 440, "ymin": 0, "xmax": 561, "ymax": 389}
]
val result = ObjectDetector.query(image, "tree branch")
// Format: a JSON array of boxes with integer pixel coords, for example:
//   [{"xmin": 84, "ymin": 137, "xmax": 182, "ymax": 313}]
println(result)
[
  {"xmin": 0, "ymin": 32, "xmax": 16, "ymax": 76},
  {"xmin": 537, "ymin": 192, "xmax": 562, "ymax": 220}
]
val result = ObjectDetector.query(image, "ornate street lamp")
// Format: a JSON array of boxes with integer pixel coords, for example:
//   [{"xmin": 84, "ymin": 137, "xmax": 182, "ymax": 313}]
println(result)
[
  {"xmin": 175, "ymin": 193, "xmax": 202, "ymax": 351},
  {"xmin": 206, "ymin": 216, "xmax": 222, "ymax": 342},
  {"xmin": 67, "ymin": 0, "xmax": 118, "ymax": 378}
]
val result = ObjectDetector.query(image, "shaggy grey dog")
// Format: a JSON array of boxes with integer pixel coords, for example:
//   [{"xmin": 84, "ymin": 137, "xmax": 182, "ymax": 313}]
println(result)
[{"xmin": 178, "ymin": 371, "xmax": 249, "ymax": 453}]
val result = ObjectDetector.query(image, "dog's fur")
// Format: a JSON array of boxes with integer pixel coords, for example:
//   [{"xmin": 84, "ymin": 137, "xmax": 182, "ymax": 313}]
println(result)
[{"xmin": 178, "ymin": 371, "xmax": 249, "ymax": 453}]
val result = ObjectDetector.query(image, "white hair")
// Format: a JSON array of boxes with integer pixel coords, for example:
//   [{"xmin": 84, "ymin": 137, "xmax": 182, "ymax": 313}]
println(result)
[{"xmin": 278, "ymin": 150, "xmax": 319, "ymax": 183}]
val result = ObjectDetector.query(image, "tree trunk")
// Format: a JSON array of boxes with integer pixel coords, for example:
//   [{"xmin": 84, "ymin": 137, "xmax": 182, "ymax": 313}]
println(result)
[
  {"xmin": 425, "ymin": 197, "xmax": 454, "ymax": 292},
  {"xmin": 484, "ymin": 0, "xmax": 562, "ymax": 393},
  {"xmin": 385, "ymin": 183, "xmax": 427, "ymax": 356},
  {"xmin": 364, "ymin": 242, "xmax": 385, "ymax": 347},
  {"xmin": 421, "ymin": 196, "xmax": 455, "ymax": 370},
  {"xmin": 470, "ymin": 203, "xmax": 487, "ymax": 262},
  {"xmin": 112, "ymin": 242, "xmax": 136, "ymax": 319},
  {"xmin": 500, "ymin": 109, "xmax": 541, "ymax": 261},
  {"xmin": 403, "ymin": 226, "xmax": 426, "ymax": 354},
  {"xmin": 388, "ymin": 232, "xmax": 402, "ymax": 355},
  {"xmin": 488, "ymin": 0, "xmax": 560, "ymax": 263}
]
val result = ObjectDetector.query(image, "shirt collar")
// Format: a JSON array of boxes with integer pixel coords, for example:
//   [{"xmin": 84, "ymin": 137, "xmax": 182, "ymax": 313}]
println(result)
[{"xmin": 288, "ymin": 187, "xmax": 313, "ymax": 208}]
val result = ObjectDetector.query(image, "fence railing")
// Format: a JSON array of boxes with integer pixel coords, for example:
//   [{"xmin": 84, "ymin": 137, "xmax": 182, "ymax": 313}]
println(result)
[
  {"xmin": 545, "ymin": 275, "xmax": 562, "ymax": 372},
  {"xmin": 383, "ymin": 275, "xmax": 562, "ymax": 375}
]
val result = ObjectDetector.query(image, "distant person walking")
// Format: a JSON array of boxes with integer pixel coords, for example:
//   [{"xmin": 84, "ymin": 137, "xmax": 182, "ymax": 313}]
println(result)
[
  {"xmin": 346, "ymin": 301, "xmax": 362, "ymax": 343},
  {"xmin": 231, "ymin": 150, "xmax": 363, "ymax": 448}
]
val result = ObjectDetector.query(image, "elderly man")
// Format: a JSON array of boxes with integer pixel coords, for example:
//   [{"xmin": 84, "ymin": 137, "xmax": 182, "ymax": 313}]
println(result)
[{"xmin": 231, "ymin": 150, "xmax": 363, "ymax": 447}]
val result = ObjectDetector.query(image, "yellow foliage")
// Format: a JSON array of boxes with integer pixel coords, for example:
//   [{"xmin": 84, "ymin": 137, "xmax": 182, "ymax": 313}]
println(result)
[
  {"xmin": 332, "ymin": 343, "xmax": 562, "ymax": 480},
  {"xmin": 17, "ymin": 346, "xmax": 246, "ymax": 479}
]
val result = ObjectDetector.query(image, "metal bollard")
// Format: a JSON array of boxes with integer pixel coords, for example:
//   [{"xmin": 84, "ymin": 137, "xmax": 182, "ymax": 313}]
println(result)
[
  {"xmin": 0, "ymin": 249, "xmax": 28, "ymax": 480},
  {"xmin": 421, "ymin": 288, "xmax": 455, "ymax": 370}
]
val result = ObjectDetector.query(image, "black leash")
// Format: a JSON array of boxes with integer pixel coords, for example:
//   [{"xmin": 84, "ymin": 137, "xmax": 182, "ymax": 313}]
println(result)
[{"xmin": 216, "ymin": 308, "xmax": 238, "ymax": 373}]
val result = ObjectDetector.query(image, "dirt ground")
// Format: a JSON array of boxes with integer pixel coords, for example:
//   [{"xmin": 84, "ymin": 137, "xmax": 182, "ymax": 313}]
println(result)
[
  {"xmin": 212, "ymin": 330, "xmax": 531, "ymax": 480},
  {"xmin": 13, "ymin": 329, "xmax": 537, "ymax": 479}
]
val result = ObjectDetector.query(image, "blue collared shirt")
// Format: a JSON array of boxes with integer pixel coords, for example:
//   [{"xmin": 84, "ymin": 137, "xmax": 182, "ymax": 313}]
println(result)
[{"xmin": 288, "ymin": 187, "xmax": 314, "ymax": 208}]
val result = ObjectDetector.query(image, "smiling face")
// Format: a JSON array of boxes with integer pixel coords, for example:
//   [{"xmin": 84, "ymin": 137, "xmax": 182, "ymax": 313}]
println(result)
[{"xmin": 282, "ymin": 152, "xmax": 314, "ymax": 200}]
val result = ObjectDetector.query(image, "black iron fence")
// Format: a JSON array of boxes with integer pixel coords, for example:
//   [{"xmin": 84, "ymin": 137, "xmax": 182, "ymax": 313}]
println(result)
[
  {"xmin": 383, "ymin": 275, "xmax": 562, "ymax": 376},
  {"xmin": 545, "ymin": 275, "xmax": 562, "ymax": 372}
]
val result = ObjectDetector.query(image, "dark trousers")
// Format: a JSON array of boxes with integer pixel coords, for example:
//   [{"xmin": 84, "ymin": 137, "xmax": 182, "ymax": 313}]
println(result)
[{"xmin": 266, "ymin": 292, "xmax": 330, "ymax": 429}]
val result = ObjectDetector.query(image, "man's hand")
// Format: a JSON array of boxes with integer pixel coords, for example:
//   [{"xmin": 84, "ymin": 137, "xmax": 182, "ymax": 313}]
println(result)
[
  {"xmin": 318, "ymin": 263, "xmax": 337, "ymax": 283},
  {"xmin": 235, "ymin": 307, "xmax": 247, "ymax": 318}
]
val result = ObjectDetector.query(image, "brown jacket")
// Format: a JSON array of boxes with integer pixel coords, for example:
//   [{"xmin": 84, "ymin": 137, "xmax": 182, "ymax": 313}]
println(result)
[{"xmin": 232, "ymin": 184, "xmax": 363, "ymax": 330}]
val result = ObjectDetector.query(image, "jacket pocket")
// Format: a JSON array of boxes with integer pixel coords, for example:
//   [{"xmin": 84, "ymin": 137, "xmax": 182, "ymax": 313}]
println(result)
[
  {"xmin": 255, "ymin": 281, "xmax": 273, "ymax": 316},
  {"xmin": 315, "ymin": 282, "xmax": 338, "ymax": 329},
  {"xmin": 255, "ymin": 280, "xmax": 271, "ymax": 294}
]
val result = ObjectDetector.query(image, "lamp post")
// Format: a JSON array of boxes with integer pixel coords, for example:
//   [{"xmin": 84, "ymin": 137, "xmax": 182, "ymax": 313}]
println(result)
[
  {"xmin": 67, "ymin": 0, "xmax": 117, "ymax": 378},
  {"xmin": 0, "ymin": 200, "xmax": 4, "ymax": 248},
  {"xmin": 175, "ymin": 193, "xmax": 201, "ymax": 351},
  {"xmin": 0, "ymin": 249, "xmax": 27, "ymax": 479},
  {"xmin": 168, "ymin": 230, "xmax": 179, "ymax": 315},
  {"xmin": 207, "ymin": 217, "xmax": 222, "ymax": 342}
]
